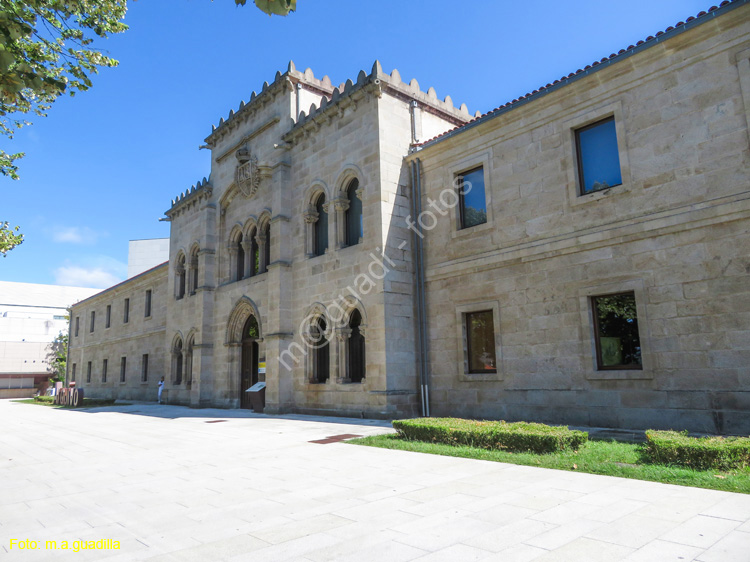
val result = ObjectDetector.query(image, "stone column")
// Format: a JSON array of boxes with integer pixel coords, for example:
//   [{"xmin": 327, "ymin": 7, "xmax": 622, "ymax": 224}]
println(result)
[
  {"xmin": 257, "ymin": 231, "xmax": 268, "ymax": 274},
  {"xmin": 334, "ymin": 196, "xmax": 349, "ymax": 249},
  {"xmin": 336, "ymin": 327, "xmax": 352, "ymax": 383},
  {"xmin": 303, "ymin": 205, "xmax": 318, "ymax": 258},
  {"xmin": 242, "ymin": 240, "xmax": 252, "ymax": 279}
]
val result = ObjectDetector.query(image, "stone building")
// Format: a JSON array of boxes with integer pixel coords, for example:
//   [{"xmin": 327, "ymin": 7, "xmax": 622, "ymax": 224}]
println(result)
[{"xmin": 69, "ymin": 1, "xmax": 750, "ymax": 432}]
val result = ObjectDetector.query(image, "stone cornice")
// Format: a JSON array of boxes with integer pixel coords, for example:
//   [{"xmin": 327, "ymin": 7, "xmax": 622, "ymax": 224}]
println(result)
[{"xmin": 165, "ymin": 178, "xmax": 213, "ymax": 220}]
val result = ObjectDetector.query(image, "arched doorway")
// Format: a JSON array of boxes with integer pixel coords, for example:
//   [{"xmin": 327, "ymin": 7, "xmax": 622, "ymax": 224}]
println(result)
[{"xmin": 240, "ymin": 315, "xmax": 260, "ymax": 409}]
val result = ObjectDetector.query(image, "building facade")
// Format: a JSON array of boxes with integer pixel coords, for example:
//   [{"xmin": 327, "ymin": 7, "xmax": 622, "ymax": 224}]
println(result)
[{"xmin": 70, "ymin": 1, "xmax": 750, "ymax": 432}]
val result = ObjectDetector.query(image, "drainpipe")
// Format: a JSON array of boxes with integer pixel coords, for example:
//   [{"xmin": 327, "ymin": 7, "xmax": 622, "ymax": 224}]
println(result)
[{"xmin": 409, "ymin": 158, "xmax": 429, "ymax": 417}]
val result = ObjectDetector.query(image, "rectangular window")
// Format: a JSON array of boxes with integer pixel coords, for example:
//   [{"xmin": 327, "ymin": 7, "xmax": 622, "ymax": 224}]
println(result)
[
  {"xmin": 90, "ymin": 311, "xmax": 95, "ymax": 332},
  {"xmin": 86, "ymin": 361, "xmax": 92, "ymax": 383},
  {"xmin": 466, "ymin": 310, "xmax": 497, "ymax": 374},
  {"xmin": 576, "ymin": 117, "xmax": 622, "ymax": 194},
  {"xmin": 141, "ymin": 354, "xmax": 149, "ymax": 382},
  {"xmin": 102, "ymin": 359, "xmax": 108, "ymax": 383},
  {"xmin": 120, "ymin": 357, "xmax": 126, "ymax": 383},
  {"xmin": 74, "ymin": 316, "xmax": 79, "ymax": 337},
  {"xmin": 71, "ymin": 363, "xmax": 76, "ymax": 382},
  {"xmin": 457, "ymin": 166, "xmax": 488, "ymax": 229},
  {"xmin": 105, "ymin": 305, "xmax": 111, "ymax": 328},
  {"xmin": 592, "ymin": 292, "xmax": 642, "ymax": 370},
  {"xmin": 145, "ymin": 290, "xmax": 152, "ymax": 317},
  {"xmin": 123, "ymin": 298, "xmax": 130, "ymax": 324}
]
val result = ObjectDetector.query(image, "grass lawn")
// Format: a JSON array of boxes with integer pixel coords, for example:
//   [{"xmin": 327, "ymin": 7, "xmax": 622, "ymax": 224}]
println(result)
[
  {"xmin": 14, "ymin": 398, "xmax": 129, "ymax": 409},
  {"xmin": 350, "ymin": 433, "xmax": 750, "ymax": 494}
]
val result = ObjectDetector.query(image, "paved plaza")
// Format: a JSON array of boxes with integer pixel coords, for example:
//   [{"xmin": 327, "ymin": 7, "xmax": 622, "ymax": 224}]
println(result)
[{"xmin": 1, "ymin": 400, "xmax": 749, "ymax": 561}]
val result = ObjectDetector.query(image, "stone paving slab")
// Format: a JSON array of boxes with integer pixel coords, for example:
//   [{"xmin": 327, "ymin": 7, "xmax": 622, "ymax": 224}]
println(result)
[{"xmin": 0, "ymin": 400, "xmax": 749, "ymax": 561}]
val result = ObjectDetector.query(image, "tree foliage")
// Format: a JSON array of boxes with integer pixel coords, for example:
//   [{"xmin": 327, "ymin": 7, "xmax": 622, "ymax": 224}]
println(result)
[
  {"xmin": 0, "ymin": 0, "xmax": 128, "ymax": 179},
  {"xmin": 46, "ymin": 328, "xmax": 68, "ymax": 382},
  {"xmin": 235, "ymin": 0, "xmax": 297, "ymax": 16},
  {"xmin": 0, "ymin": 220, "xmax": 22, "ymax": 255}
]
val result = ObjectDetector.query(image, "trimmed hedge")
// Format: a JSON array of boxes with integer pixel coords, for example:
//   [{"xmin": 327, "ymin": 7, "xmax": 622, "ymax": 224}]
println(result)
[
  {"xmin": 392, "ymin": 417, "xmax": 588, "ymax": 454},
  {"xmin": 34, "ymin": 395, "xmax": 54, "ymax": 404},
  {"xmin": 644, "ymin": 430, "xmax": 750, "ymax": 470}
]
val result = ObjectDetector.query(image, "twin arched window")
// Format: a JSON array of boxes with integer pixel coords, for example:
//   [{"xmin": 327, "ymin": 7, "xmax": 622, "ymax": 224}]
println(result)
[
  {"xmin": 345, "ymin": 178, "xmax": 362, "ymax": 247},
  {"xmin": 233, "ymin": 223, "xmax": 270, "ymax": 282},
  {"xmin": 175, "ymin": 254, "xmax": 186, "ymax": 299},
  {"xmin": 307, "ymin": 308, "xmax": 365, "ymax": 384}
]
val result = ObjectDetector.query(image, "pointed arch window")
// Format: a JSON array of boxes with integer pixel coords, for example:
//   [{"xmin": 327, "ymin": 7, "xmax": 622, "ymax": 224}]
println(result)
[
  {"xmin": 175, "ymin": 253, "xmax": 186, "ymax": 299},
  {"xmin": 172, "ymin": 337, "xmax": 184, "ymax": 385},
  {"xmin": 188, "ymin": 246, "xmax": 199, "ymax": 295},
  {"xmin": 235, "ymin": 233, "xmax": 245, "ymax": 282},
  {"xmin": 348, "ymin": 309, "xmax": 365, "ymax": 383},
  {"xmin": 313, "ymin": 316, "xmax": 329, "ymax": 383},
  {"xmin": 313, "ymin": 193, "xmax": 328, "ymax": 257},
  {"xmin": 345, "ymin": 178, "xmax": 362, "ymax": 247}
]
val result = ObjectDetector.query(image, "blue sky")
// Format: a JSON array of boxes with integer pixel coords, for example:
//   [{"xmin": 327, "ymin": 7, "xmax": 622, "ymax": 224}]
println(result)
[{"xmin": 1, "ymin": 0, "xmax": 714, "ymax": 288}]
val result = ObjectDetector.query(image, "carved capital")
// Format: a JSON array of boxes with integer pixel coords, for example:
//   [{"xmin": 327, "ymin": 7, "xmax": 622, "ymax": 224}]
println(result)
[
  {"xmin": 303, "ymin": 208, "xmax": 319, "ymax": 224},
  {"xmin": 355, "ymin": 187, "xmax": 364, "ymax": 201},
  {"xmin": 333, "ymin": 196, "xmax": 350, "ymax": 212},
  {"xmin": 336, "ymin": 327, "xmax": 352, "ymax": 342}
]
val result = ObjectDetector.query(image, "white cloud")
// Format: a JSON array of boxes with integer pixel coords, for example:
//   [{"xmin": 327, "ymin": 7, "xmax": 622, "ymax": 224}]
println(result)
[
  {"xmin": 53, "ymin": 226, "xmax": 100, "ymax": 244},
  {"xmin": 54, "ymin": 266, "xmax": 123, "ymax": 289}
]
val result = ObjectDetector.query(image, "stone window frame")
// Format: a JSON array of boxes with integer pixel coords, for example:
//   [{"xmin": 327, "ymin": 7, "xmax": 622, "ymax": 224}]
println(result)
[
  {"xmin": 89, "ymin": 310, "xmax": 95, "ymax": 333},
  {"xmin": 227, "ymin": 224, "xmax": 245, "ymax": 283},
  {"xmin": 123, "ymin": 298, "xmax": 130, "ymax": 324},
  {"xmin": 86, "ymin": 360, "xmax": 92, "ymax": 383},
  {"xmin": 331, "ymin": 297, "xmax": 368, "ymax": 387},
  {"xmin": 141, "ymin": 353, "xmax": 149, "ymax": 384},
  {"xmin": 144, "ymin": 289, "xmax": 153, "ymax": 319},
  {"xmin": 71, "ymin": 362, "xmax": 76, "ymax": 382},
  {"xmin": 563, "ymin": 100, "xmax": 632, "ymax": 208},
  {"xmin": 188, "ymin": 243, "xmax": 200, "ymax": 296},
  {"xmin": 119, "ymin": 356, "xmax": 126, "ymax": 384},
  {"xmin": 174, "ymin": 250, "xmax": 187, "ymax": 300},
  {"xmin": 303, "ymin": 181, "xmax": 331, "ymax": 259},
  {"xmin": 455, "ymin": 300, "xmax": 503, "ymax": 382},
  {"xmin": 445, "ymin": 150, "xmax": 494, "ymax": 240},
  {"xmin": 105, "ymin": 304, "xmax": 111, "ymax": 329},
  {"xmin": 74, "ymin": 316, "xmax": 79, "ymax": 337},
  {"xmin": 333, "ymin": 165, "xmax": 364, "ymax": 250},
  {"xmin": 578, "ymin": 278, "xmax": 653, "ymax": 381},
  {"xmin": 171, "ymin": 333, "xmax": 184, "ymax": 386},
  {"xmin": 302, "ymin": 305, "xmax": 333, "ymax": 385},
  {"xmin": 102, "ymin": 358, "xmax": 108, "ymax": 384}
]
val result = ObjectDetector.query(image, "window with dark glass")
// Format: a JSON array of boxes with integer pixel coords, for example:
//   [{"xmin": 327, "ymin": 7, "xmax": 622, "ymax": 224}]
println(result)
[
  {"xmin": 345, "ymin": 178, "xmax": 362, "ymax": 247},
  {"xmin": 105, "ymin": 305, "xmax": 111, "ymax": 328},
  {"xmin": 314, "ymin": 193, "xmax": 328, "ymax": 257},
  {"xmin": 120, "ymin": 357, "xmax": 126, "ymax": 382},
  {"xmin": 263, "ymin": 222, "xmax": 271, "ymax": 272},
  {"xmin": 348, "ymin": 309, "xmax": 365, "ymax": 383},
  {"xmin": 144, "ymin": 289, "xmax": 152, "ymax": 317},
  {"xmin": 71, "ymin": 363, "xmax": 76, "ymax": 382},
  {"xmin": 86, "ymin": 361, "xmax": 92, "ymax": 383},
  {"xmin": 250, "ymin": 227, "xmax": 260, "ymax": 276},
  {"xmin": 141, "ymin": 354, "xmax": 149, "ymax": 382},
  {"xmin": 236, "ymin": 232, "xmax": 245, "ymax": 281},
  {"xmin": 102, "ymin": 359, "xmax": 108, "ymax": 383},
  {"xmin": 458, "ymin": 166, "xmax": 487, "ymax": 229},
  {"xmin": 466, "ymin": 310, "xmax": 497, "ymax": 373},
  {"xmin": 173, "ymin": 338, "xmax": 183, "ymax": 385},
  {"xmin": 592, "ymin": 292, "xmax": 642, "ymax": 370},
  {"xmin": 576, "ymin": 117, "xmax": 622, "ymax": 194},
  {"xmin": 74, "ymin": 316, "xmax": 79, "ymax": 337},
  {"xmin": 176, "ymin": 254, "xmax": 186, "ymax": 299},
  {"xmin": 313, "ymin": 317, "xmax": 329, "ymax": 383},
  {"xmin": 90, "ymin": 311, "xmax": 95, "ymax": 333},
  {"xmin": 123, "ymin": 298, "xmax": 129, "ymax": 324}
]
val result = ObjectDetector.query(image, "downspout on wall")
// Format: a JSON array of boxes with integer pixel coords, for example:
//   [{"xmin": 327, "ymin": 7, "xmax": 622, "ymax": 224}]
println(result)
[{"xmin": 409, "ymin": 158, "xmax": 429, "ymax": 417}]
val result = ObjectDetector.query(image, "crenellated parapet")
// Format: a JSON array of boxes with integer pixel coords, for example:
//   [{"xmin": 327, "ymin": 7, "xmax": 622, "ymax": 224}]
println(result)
[
  {"xmin": 165, "ymin": 177, "xmax": 213, "ymax": 221},
  {"xmin": 205, "ymin": 60, "xmax": 477, "ymax": 148},
  {"xmin": 282, "ymin": 60, "xmax": 476, "ymax": 145}
]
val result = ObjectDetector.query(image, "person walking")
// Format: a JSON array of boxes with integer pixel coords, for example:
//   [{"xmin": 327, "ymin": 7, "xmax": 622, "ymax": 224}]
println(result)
[{"xmin": 158, "ymin": 377, "xmax": 165, "ymax": 404}]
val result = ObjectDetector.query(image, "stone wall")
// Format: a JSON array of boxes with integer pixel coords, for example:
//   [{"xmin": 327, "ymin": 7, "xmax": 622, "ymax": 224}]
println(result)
[
  {"xmin": 411, "ymin": 6, "xmax": 750, "ymax": 433},
  {"xmin": 68, "ymin": 264, "xmax": 168, "ymax": 402}
]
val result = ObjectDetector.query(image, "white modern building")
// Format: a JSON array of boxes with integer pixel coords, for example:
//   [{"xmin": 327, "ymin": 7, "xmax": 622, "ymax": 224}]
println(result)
[{"xmin": 0, "ymin": 281, "xmax": 100, "ymax": 397}]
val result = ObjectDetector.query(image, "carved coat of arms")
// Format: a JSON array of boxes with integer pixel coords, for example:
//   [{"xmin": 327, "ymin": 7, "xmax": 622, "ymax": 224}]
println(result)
[{"xmin": 235, "ymin": 148, "xmax": 261, "ymax": 199}]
